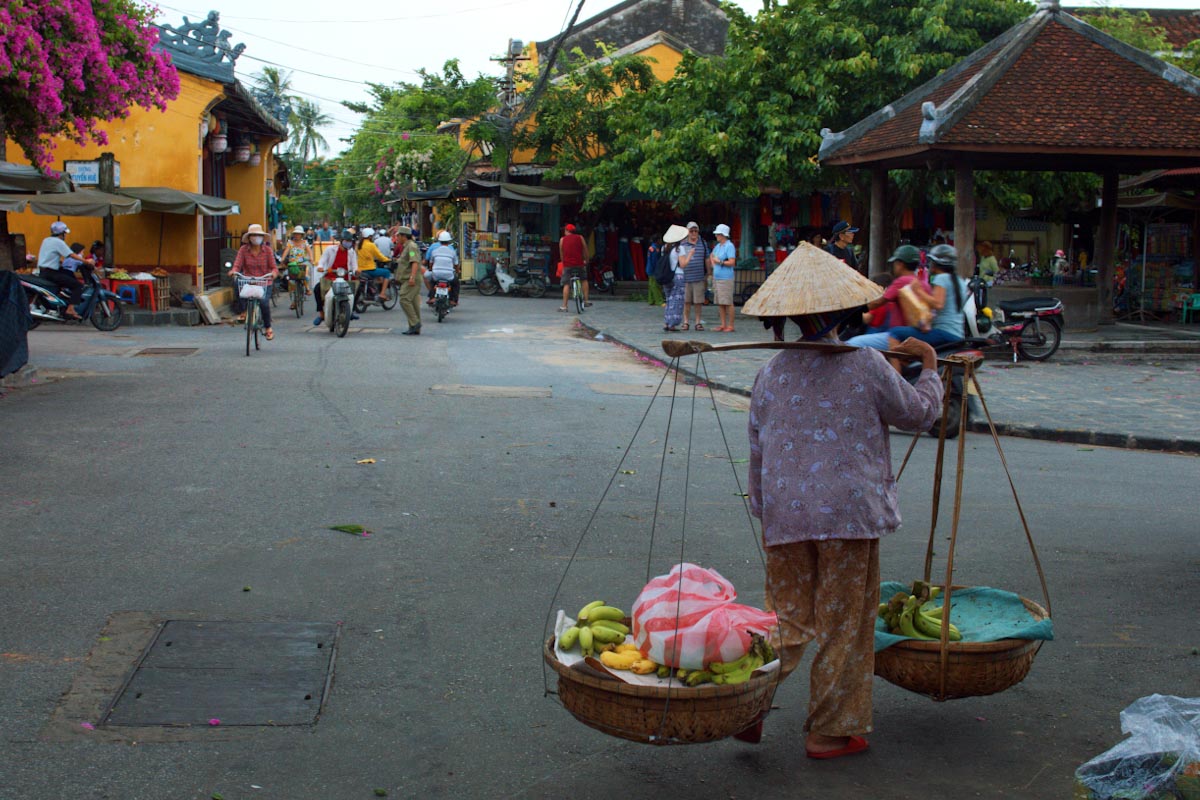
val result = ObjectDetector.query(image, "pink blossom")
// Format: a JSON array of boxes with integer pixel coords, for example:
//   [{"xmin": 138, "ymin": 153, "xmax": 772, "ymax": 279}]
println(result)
[{"xmin": 1, "ymin": 0, "xmax": 180, "ymax": 169}]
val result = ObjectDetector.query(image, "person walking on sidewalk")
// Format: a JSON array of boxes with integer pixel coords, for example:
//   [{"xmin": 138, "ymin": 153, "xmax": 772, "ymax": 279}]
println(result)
[
  {"xmin": 558, "ymin": 223, "xmax": 590, "ymax": 312},
  {"xmin": 742, "ymin": 245, "xmax": 943, "ymax": 752},
  {"xmin": 678, "ymin": 221, "xmax": 710, "ymax": 330},
  {"xmin": 710, "ymin": 223, "xmax": 737, "ymax": 332},
  {"xmin": 395, "ymin": 226, "xmax": 423, "ymax": 335},
  {"xmin": 660, "ymin": 224, "xmax": 689, "ymax": 331},
  {"xmin": 826, "ymin": 220, "xmax": 860, "ymax": 270}
]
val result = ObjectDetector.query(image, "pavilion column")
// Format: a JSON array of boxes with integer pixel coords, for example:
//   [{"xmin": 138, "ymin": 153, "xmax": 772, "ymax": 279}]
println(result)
[
  {"xmin": 1096, "ymin": 170, "xmax": 1119, "ymax": 325},
  {"xmin": 869, "ymin": 168, "xmax": 886, "ymax": 275},
  {"xmin": 954, "ymin": 162, "xmax": 976, "ymax": 275}
]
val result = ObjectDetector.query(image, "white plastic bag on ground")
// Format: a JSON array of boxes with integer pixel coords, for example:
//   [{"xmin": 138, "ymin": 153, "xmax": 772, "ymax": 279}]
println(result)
[
  {"xmin": 632, "ymin": 562, "xmax": 776, "ymax": 670},
  {"xmin": 1074, "ymin": 694, "xmax": 1200, "ymax": 799}
]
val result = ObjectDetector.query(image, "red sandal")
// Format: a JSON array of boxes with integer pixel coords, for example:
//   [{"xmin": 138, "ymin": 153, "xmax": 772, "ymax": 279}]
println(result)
[{"xmin": 806, "ymin": 735, "xmax": 870, "ymax": 760}]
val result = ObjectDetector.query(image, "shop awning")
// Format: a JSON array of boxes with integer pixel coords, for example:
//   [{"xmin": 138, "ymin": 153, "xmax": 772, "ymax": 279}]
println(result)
[
  {"xmin": 467, "ymin": 180, "xmax": 580, "ymax": 205},
  {"xmin": 1117, "ymin": 192, "xmax": 1200, "ymax": 210},
  {"xmin": 0, "ymin": 163, "xmax": 71, "ymax": 193},
  {"xmin": 0, "ymin": 189, "xmax": 141, "ymax": 216},
  {"xmin": 117, "ymin": 186, "xmax": 240, "ymax": 215}
]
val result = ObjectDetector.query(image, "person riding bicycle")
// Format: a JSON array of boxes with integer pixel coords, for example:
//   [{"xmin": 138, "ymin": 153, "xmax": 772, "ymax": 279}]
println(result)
[
  {"xmin": 229, "ymin": 223, "xmax": 280, "ymax": 341},
  {"xmin": 425, "ymin": 230, "xmax": 460, "ymax": 306},
  {"xmin": 355, "ymin": 227, "xmax": 393, "ymax": 304},
  {"xmin": 283, "ymin": 225, "xmax": 313, "ymax": 310},
  {"xmin": 36, "ymin": 221, "xmax": 85, "ymax": 319},
  {"xmin": 558, "ymin": 222, "xmax": 590, "ymax": 312},
  {"xmin": 313, "ymin": 229, "xmax": 359, "ymax": 327}
]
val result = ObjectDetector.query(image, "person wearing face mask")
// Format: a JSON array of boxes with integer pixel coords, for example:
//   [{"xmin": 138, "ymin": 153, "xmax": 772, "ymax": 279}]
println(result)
[
  {"xmin": 313, "ymin": 229, "xmax": 359, "ymax": 327},
  {"xmin": 229, "ymin": 223, "xmax": 280, "ymax": 340}
]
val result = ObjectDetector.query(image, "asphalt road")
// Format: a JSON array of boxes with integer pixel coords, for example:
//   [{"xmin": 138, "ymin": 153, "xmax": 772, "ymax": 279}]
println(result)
[{"xmin": 1, "ymin": 296, "xmax": 1197, "ymax": 799}]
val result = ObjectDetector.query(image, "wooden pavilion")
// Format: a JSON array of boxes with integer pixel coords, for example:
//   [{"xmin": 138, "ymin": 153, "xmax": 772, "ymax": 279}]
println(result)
[{"xmin": 818, "ymin": 0, "xmax": 1200, "ymax": 323}]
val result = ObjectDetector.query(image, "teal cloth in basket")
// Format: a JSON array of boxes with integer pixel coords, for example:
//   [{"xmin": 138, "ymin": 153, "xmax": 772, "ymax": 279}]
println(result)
[{"xmin": 874, "ymin": 582, "xmax": 1054, "ymax": 653}]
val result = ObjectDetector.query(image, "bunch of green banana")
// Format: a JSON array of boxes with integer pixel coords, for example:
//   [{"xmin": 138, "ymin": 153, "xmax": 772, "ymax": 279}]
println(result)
[
  {"xmin": 708, "ymin": 650, "xmax": 766, "ymax": 685},
  {"xmin": 876, "ymin": 582, "xmax": 961, "ymax": 642},
  {"xmin": 558, "ymin": 601, "xmax": 630, "ymax": 657}
]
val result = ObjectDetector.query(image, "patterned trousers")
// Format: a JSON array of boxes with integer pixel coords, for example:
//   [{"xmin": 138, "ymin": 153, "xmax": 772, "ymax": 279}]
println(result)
[{"xmin": 765, "ymin": 538, "xmax": 880, "ymax": 737}]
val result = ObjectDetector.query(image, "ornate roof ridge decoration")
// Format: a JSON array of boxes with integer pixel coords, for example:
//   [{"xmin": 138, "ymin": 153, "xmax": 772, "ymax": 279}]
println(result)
[{"xmin": 155, "ymin": 10, "xmax": 245, "ymax": 85}]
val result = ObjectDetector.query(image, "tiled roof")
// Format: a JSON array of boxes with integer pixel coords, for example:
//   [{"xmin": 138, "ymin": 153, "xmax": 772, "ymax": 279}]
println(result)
[{"xmin": 819, "ymin": 9, "xmax": 1200, "ymax": 168}]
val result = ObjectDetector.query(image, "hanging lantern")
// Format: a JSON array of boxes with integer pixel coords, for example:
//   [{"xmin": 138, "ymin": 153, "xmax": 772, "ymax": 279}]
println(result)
[
  {"xmin": 248, "ymin": 153, "xmax": 262, "ymax": 167},
  {"xmin": 233, "ymin": 143, "xmax": 251, "ymax": 163},
  {"xmin": 208, "ymin": 133, "xmax": 228, "ymax": 154}
]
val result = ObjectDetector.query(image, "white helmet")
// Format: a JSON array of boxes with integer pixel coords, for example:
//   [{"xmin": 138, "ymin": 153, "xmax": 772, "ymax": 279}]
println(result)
[
  {"xmin": 437, "ymin": 231, "xmax": 453, "ymax": 243},
  {"xmin": 361, "ymin": 227, "xmax": 375, "ymax": 238}
]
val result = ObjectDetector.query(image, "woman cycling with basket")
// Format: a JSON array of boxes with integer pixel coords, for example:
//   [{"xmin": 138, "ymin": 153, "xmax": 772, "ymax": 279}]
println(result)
[
  {"xmin": 283, "ymin": 226, "xmax": 313, "ymax": 310},
  {"xmin": 229, "ymin": 223, "xmax": 279, "ymax": 340}
]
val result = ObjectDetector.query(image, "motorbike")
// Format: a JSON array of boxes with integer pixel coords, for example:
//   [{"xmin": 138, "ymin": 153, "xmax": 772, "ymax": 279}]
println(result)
[
  {"xmin": 964, "ymin": 276, "xmax": 1064, "ymax": 362},
  {"xmin": 589, "ymin": 258, "xmax": 615, "ymax": 295},
  {"xmin": 326, "ymin": 268, "xmax": 354, "ymax": 338},
  {"xmin": 899, "ymin": 341, "xmax": 984, "ymax": 439},
  {"xmin": 476, "ymin": 257, "xmax": 547, "ymax": 298},
  {"xmin": 21, "ymin": 268, "xmax": 125, "ymax": 331},
  {"xmin": 433, "ymin": 279, "xmax": 452, "ymax": 322},
  {"xmin": 354, "ymin": 262, "xmax": 397, "ymax": 313}
]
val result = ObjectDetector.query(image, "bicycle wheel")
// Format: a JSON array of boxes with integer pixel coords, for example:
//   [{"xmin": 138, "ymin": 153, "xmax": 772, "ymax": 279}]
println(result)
[
  {"xmin": 293, "ymin": 281, "xmax": 304, "ymax": 318},
  {"xmin": 574, "ymin": 279, "xmax": 584, "ymax": 313},
  {"xmin": 335, "ymin": 299, "xmax": 350, "ymax": 338},
  {"xmin": 245, "ymin": 304, "xmax": 255, "ymax": 356}
]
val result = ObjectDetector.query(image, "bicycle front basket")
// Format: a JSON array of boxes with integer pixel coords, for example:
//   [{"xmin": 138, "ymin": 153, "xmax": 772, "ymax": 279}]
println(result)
[{"xmin": 239, "ymin": 284, "xmax": 265, "ymax": 300}]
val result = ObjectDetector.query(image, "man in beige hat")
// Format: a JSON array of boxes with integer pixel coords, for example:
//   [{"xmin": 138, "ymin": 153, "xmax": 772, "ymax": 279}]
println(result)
[{"xmin": 739, "ymin": 243, "xmax": 942, "ymax": 753}]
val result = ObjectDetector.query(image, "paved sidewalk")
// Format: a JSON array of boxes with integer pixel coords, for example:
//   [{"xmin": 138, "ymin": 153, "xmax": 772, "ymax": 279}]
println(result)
[{"xmin": 574, "ymin": 300, "xmax": 1200, "ymax": 454}]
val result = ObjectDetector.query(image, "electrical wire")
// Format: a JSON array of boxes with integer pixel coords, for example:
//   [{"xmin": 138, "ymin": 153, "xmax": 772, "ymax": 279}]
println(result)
[{"xmin": 158, "ymin": 0, "xmax": 529, "ymax": 25}]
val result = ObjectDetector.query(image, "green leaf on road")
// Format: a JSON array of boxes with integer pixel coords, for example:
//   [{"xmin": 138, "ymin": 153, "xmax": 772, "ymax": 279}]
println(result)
[
  {"xmin": 374, "ymin": 790, "xmax": 388, "ymax": 797},
  {"xmin": 330, "ymin": 525, "xmax": 371, "ymax": 537}
]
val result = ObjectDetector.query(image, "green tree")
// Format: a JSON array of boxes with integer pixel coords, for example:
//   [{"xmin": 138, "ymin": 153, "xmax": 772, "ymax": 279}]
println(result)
[
  {"xmin": 287, "ymin": 98, "xmax": 331, "ymax": 168},
  {"xmin": 587, "ymin": 0, "xmax": 1032, "ymax": 210},
  {"xmin": 516, "ymin": 46, "xmax": 658, "ymax": 208},
  {"xmin": 250, "ymin": 66, "xmax": 294, "ymax": 128}
]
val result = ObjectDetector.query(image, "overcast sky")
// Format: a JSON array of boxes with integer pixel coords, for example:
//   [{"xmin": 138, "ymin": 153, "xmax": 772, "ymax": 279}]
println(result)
[{"xmin": 152, "ymin": 0, "xmax": 1200, "ymax": 153}]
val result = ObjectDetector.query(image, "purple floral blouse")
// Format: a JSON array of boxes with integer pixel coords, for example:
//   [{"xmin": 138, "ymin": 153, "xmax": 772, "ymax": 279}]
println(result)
[{"xmin": 748, "ymin": 348, "xmax": 943, "ymax": 546}]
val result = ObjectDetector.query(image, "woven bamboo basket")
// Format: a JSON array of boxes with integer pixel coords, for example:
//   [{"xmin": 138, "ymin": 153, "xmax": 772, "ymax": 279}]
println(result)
[
  {"xmin": 873, "ymin": 592, "xmax": 1048, "ymax": 701},
  {"xmin": 543, "ymin": 637, "xmax": 777, "ymax": 745}
]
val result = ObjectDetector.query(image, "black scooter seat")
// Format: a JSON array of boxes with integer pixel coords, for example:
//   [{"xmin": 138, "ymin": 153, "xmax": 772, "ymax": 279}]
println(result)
[
  {"xmin": 999, "ymin": 297, "xmax": 1061, "ymax": 314},
  {"xmin": 22, "ymin": 273, "xmax": 60, "ymax": 292}
]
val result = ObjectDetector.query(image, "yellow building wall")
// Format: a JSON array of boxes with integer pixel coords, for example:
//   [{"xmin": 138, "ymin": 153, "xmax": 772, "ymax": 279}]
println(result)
[{"xmin": 5, "ymin": 72, "xmax": 283, "ymax": 286}]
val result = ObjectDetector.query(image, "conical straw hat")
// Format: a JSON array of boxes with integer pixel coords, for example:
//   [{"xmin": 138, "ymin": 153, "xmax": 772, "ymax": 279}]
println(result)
[{"xmin": 741, "ymin": 242, "xmax": 882, "ymax": 317}]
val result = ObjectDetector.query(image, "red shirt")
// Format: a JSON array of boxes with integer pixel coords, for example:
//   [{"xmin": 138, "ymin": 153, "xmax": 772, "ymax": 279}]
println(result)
[
  {"xmin": 232, "ymin": 244, "xmax": 276, "ymax": 278},
  {"xmin": 560, "ymin": 233, "xmax": 585, "ymax": 268}
]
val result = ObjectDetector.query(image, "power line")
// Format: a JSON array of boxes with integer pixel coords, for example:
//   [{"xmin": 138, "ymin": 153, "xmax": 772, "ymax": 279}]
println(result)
[{"xmin": 162, "ymin": 0, "xmax": 528, "ymax": 24}]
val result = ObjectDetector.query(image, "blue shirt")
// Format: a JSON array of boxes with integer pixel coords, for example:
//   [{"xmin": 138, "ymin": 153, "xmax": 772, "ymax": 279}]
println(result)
[
  {"xmin": 931, "ymin": 272, "xmax": 968, "ymax": 337},
  {"xmin": 711, "ymin": 240, "xmax": 736, "ymax": 281}
]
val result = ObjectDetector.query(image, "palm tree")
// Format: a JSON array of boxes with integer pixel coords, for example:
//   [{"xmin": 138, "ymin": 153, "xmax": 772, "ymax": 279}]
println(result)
[
  {"xmin": 251, "ymin": 67, "xmax": 294, "ymax": 127},
  {"xmin": 288, "ymin": 98, "xmax": 331, "ymax": 175}
]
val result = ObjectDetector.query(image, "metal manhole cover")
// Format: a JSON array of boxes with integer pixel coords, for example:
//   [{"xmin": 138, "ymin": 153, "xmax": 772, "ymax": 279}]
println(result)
[
  {"xmin": 135, "ymin": 348, "xmax": 198, "ymax": 357},
  {"xmin": 102, "ymin": 621, "xmax": 338, "ymax": 726}
]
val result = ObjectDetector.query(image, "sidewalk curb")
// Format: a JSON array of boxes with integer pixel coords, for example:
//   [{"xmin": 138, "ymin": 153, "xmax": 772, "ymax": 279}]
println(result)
[{"xmin": 578, "ymin": 320, "xmax": 1200, "ymax": 456}]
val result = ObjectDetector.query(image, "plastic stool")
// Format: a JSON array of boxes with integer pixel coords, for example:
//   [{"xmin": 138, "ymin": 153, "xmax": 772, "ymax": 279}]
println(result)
[{"xmin": 117, "ymin": 286, "xmax": 138, "ymax": 304}]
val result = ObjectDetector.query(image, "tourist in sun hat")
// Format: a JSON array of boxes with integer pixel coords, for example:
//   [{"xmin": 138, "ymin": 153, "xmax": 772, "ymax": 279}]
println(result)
[
  {"xmin": 710, "ymin": 223, "xmax": 737, "ymax": 332},
  {"xmin": 658, "ymin": 224, "xmax": 689, "ymax": 331},
  {"xmin": 737, "ymin": 243, "xmax": 943, "ymax": 752}
]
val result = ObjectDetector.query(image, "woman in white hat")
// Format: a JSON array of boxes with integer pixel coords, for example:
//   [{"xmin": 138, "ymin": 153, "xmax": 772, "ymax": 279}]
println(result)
[
  {"xmin": 659, "ymin": 224, "xmax": 689, "ymax": 331},
  {"xmin": 229, "ymin": 223, "xmax": 279, "ymax": 339},
  {"xmin": 739, "ymin": 244, "xmax": 943, "ymax": 753}
]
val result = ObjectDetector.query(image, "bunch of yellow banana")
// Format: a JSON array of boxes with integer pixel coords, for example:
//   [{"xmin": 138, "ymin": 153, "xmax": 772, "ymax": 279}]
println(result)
[
  {"xmin": 877, "ymin": 581, "xmax": 962, "ymax": 641},
  {"xmin": 557, "ymin": 601, "xmax": 630, "ymax": 657},
  {"xmin": 599, "ymin": 643, "xmax": 659, "ymax": 674}
]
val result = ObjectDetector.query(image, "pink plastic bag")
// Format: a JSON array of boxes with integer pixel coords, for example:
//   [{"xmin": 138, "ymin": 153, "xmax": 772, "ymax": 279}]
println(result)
[{"xmin": 632, "ymin": 563, "xmax": 777, "ymax": 670}]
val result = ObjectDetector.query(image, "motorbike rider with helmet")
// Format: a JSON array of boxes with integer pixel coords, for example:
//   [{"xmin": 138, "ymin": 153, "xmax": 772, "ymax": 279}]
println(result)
[
  {"xmin": 425, "ymin": 230, "xmax": 460, "ymax": 306},
  {"xmin": 354, "ymin": 226, "xmax": 393, "ymax": 305},
  {"xmin": 36, "ymin": 221, "xmax": 84, "ymax": 319},
  {"xmin": 846, "ymin": 244, "xmax": 967, "ymax": 351},
  {"xmin": 312, "ymin": 229, "xmax": 359, "ymax": 327}
]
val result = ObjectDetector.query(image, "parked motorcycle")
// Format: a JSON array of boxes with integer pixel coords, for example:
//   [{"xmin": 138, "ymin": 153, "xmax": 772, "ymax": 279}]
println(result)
[
  {"xmin": 21, "ymin": 269, "xmax": 125, "ymax": 331},
  {"xmin": 964, "ymin": 277, "xmax": 1064, "ymax": 362},
  {"xmin": 589, "ymin": 258, "xmax": 615, "ymax": 295},
  {"xmin": 476, "ymin": 258, "xmax": 547, "ymax": 298}
]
